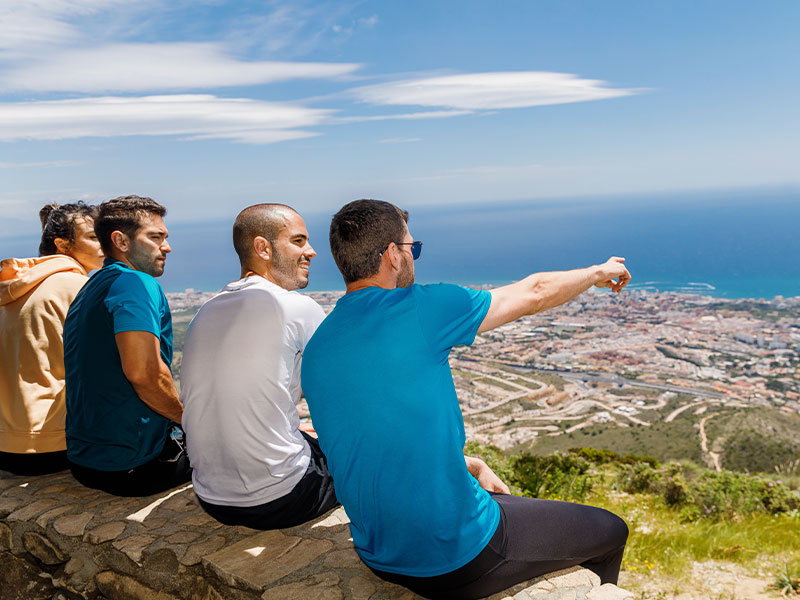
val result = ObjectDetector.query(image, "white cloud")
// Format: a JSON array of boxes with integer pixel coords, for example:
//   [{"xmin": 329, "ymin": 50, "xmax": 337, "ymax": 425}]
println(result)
[
  {"xmin": 2, "ymin": 43, "xmax": 360, "ymax": 93},
  {"xmin": 0, "ymin": 95, "xmax": 334, "ymax": 144},
  {"xmin": 379, "ymin": 137, "xmax": 422, "ymax": 144},
  {"xmin": 0, "ymin": 160, "xmax": 83, "ymax": 168},
  {"xmin": 352, "ymin": 71, "xmax": 640, "ymax": 110},
  {"xmin": 358, "ymin": 15, "xmax": 379, "ymax": 28},
  {"xmin": 226, "ymin": 1, "xmax": 364, "ymax": 56},
  {"xmin": 0, "ymin": 0, "xmax": 130, "ymax": 51},
  {"xmin": 335, "ymin": 110, "xmax": 473, "ymax": 123}
]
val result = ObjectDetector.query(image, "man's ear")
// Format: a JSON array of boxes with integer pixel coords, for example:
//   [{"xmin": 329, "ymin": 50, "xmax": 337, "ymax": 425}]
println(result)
[
  {"xmin": 253, "ymin": 236, "xmax": 271, "ymax": 262},
  {"xmin": 385, "ymin": 242, "xmax": 401, "ymax": 272},
  {"xmin": 110, "ymin": 230, "xmax": 129, "ymax": 253},
  {"xmin": 54, "ymin": 237, "xmax": 71, "ymax": 254}
]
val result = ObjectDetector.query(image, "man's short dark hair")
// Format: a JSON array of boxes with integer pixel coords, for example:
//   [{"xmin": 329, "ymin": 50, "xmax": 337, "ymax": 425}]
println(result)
[
  {"xmin": 232, "ymin": 204, "xmax": 296, "ymax": 266},
  {"xmin": 95, "ymin": 195, "xmax": 166, "ymax": 256},
  {"xmin": 329, "ymin": 199, "xmax": 409, "ymax": 284}
]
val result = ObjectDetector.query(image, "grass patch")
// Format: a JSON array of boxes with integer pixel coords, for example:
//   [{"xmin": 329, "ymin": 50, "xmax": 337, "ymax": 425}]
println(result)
[
  {"xmin": 596, "ymin": 492, "xmax": 800, "ymax": 577},
  {"xmin": 608, "ymin": 387, "xmax": 663, "ymax": 398},
  {"xmin": 463, "ymin": 442, "xmax": 800, "ymax": 584},
  {"xmin": 518, "ymin": 419, "xmax": 704, "ymax": 465}
]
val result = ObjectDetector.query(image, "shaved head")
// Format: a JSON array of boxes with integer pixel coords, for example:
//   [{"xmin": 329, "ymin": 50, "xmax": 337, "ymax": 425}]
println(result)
[{"xmin": 233, "ymin": 203, "xmax": 297, "ymax": 266}]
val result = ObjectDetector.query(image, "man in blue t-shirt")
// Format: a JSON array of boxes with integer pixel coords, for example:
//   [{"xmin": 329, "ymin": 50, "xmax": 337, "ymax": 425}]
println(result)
[
  {"xmin": 64, "ymin": 195, "xmax": 189, "ymax": 497},
  {"xmin": 302, "ymin": 199, "xmax": 632, "ymax": 600}
]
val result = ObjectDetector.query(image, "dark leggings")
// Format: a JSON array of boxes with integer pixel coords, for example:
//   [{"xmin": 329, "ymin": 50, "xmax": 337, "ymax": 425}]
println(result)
[
  {"xmin": 370, "ymin": 494, "xmax": 629, "ymax": 600},
  {"xmin": 0, "ymin": 450, "xmax": 69, "ymax": 476},
  {"xmin": 69, "ymin": 434, "xmax": 191, "ymax": 497}
]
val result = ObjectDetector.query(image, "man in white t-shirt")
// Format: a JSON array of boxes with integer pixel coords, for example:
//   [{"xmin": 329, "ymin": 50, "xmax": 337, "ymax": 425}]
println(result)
[{"xmin": 180, "ymin": 204, "xmax": 338, "ymax": 529}]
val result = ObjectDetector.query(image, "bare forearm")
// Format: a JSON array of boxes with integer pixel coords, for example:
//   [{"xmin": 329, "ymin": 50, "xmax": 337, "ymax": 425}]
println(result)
[
  {"xmin": 516, "ymin": 265, "xmax": 601, "ymax": 315},
  {"xmin": 130, "ymin": 361, "xmax": 183, "ymax": 424},
  {"xmin": 479, "ymin": 257, "xmax": 630, "ymax": 333},
  {"xmin": 117, "ymin": 330, "xmax": 183, "ymax": 424}
]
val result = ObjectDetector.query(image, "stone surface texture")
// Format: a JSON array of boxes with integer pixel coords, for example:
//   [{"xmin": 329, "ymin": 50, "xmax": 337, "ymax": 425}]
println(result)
[{"xmin": 0, "ymin": 469, "xmax": 634, "ymax": 600}]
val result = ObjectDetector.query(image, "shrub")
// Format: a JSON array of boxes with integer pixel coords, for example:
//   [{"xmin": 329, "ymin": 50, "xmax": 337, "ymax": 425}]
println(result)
[
  {"xmin": 662, "ymin": 472, "xmax": 690, "ymax": 507},
  {"xmin": 569, "ymin": 446, "xmax": 659, "ymax": 467},
  {"xmin": 616, "ymin": 460, "xmax": 800, "ymax": 519},
  {"xmin": 617, "ymin": 462, "xmax": 659, "ymax": 494},
  {"xmin": 510, "ymin": 452, "xmax": 593, "ymax": 501},
  {"xmin": 463, "ymin": 441, "xmax": 516, "ymax": 487}
]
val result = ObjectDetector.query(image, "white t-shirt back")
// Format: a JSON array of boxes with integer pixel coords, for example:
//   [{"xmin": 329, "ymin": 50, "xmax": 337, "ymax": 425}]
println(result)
[{"xmin": 180, "ymin": 276, "xmax": 325, "ymax": 507}]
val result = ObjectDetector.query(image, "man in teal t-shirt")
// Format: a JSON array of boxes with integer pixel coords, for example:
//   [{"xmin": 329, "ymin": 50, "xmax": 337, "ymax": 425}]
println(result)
[
  {"xmin": 302, "ymin": 199, "xmax": 632, "ymax": 600},
  {"xmin": 64, "ymin": 195, "xmax": 189, "ymax": 497}
]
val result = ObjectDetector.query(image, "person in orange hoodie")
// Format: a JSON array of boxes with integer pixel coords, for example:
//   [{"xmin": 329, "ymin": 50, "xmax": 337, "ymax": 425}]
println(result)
[{"xmin": 0, "ymin": 202, "xmax": 104, "ymax": 475}]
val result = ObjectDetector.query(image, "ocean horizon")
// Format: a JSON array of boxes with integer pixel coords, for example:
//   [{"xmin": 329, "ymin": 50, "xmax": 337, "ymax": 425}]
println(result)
[{"xmin": 2, "ymin": 188, "xmax": 798, "ymax": 300}]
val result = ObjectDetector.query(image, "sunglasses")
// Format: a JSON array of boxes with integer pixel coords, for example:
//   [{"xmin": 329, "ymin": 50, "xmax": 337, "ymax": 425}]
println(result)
[{"xmin": 380, "ymin": 241, "xmax": 423, "ymax": 260}]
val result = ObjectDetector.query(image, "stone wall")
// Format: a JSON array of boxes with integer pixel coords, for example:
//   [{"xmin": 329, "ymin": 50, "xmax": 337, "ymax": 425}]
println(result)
[{"xmin": 0, "ymin": 470, "xmax": 633, "ymax": 600}]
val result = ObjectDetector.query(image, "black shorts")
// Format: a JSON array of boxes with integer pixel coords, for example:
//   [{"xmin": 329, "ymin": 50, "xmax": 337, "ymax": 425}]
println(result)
[
  {"xmin": 69, "ymin": 428, "xmax": 191, "ymax": 497},
  {"xmin": 197, "ymin": 432, "xmax": 339, "ymax": 530}
]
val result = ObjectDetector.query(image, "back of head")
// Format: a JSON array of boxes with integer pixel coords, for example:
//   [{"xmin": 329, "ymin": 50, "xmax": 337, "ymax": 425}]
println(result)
[
  {"xmin": 95, "ymin": 195, "xmax": 166, "ymax": 256},
  {"xmin": 232, "ymin": 203, "xmax": 296, "ymax": 266},
  {"xmin": 39, "ymin": 202, "xmax": 99, "ymax": 256},
  {"xmin": 329, "ymin": 199, "xmax": 408, "ymax": 284}
]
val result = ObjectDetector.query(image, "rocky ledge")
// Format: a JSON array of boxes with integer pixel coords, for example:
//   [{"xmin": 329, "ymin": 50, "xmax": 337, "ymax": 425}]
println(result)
[{"xmin": 0, "ymin": 470, "xmax": 633, "ymax": 600}]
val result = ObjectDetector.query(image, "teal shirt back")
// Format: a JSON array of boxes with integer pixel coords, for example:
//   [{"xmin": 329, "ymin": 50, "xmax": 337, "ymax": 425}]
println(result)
[
  {"xmin": 302, "ymin": 283, "xmax": 499, "ymax": 577},
  {"xmin": 64, "ymin": 258, "xmax": 173, "ymax": 471}
]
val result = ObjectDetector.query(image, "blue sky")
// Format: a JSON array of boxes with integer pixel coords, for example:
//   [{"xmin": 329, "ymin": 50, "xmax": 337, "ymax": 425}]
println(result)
[{"xmin": 1, "ymin": 0, "xmax": 798, "ymax": 237}]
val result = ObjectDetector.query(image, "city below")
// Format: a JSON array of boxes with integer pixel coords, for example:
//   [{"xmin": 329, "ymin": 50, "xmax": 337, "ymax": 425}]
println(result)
[{"xmin": 167, "ymin": 287, "xmax": 800, "ymax": 473}]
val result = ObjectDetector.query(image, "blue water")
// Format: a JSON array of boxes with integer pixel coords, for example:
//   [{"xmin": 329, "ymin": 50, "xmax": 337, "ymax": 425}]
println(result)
[{"xmin": 2, "ymin": 188, "xmax": 798, "ymax": 299}]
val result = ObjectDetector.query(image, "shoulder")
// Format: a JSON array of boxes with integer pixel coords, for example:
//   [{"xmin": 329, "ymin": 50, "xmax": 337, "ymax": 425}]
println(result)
[
  {"xmin": 25, "ymin": 272, "xmax": 88, "ymax": 316},
  {"xmin": 413, "ymin": 282, "xmax": 487, "ymax": 302},
  {"xmin": 278, "ymin": 289, "xmax": 325, "ymax": 324},
  {"xmin": 38, "ymin": 270, "xmax": 88, "ymax": 295},
  {"xmin": 108, "ymin": 269, "xmax": 164, "ymax": 302}
]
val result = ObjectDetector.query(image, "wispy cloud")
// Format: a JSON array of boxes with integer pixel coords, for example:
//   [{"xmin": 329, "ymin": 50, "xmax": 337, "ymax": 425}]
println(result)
[
  {"xmin": 0, "ymin": 1, "xmax": 363, "ymax": 93},
  {"xmin": 0, "ymin": 160, "xmax": 83, "ymax": 168},
  {"xmin": 352, "ymin": 71, "xmax": 640, "ymax": 110},
  {"xmin": 332, "ymin": 13, "xmax": 379, "ymax": 36},
  {"xmin": 334, "ymin": 110, "xmax": 473, "ymax": 123},
  {"xmin": 0, "ymin": 95, "xmax": 334, "ymax": 144},
  {"xmin": 225, "ymin": 1, "xmax": 367, "ymax": 57},
  {"xmin": 0, "ymin": 0, "xmax": 130, "ymax": 52},
  {"xmin": 2, "ymin": 43, "xmax": 360, "ymax": 93},
  {"xmin": 379, "ymin": 137, "xmax": 422, "ymax": 144}
]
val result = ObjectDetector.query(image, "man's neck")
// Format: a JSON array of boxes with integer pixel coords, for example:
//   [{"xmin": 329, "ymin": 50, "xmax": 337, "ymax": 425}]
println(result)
[
  {"xmin": 108, "ymin": 251, "xmax": 135, "ymax": 271},
  {"xmin": 346, "ymin": 274, "xmax": 396, "ymax": 294},
  {"xmin": 240, "ymin": 266, "xmax": 283, "ymax": 289}
]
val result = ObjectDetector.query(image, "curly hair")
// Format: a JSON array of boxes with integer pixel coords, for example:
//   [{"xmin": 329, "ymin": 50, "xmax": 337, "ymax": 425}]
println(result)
[{"xmin": 38, "ymin": 202, "xmax": 99, "ymax": 256}]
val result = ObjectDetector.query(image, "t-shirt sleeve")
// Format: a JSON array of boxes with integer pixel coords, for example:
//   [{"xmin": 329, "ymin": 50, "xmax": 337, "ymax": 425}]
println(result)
[
  {"xmin": 289, "ymin": 295, "xmax": 327, "ymax": 351},
  {"xmin": 103, "ymin": 273, "xmax": 161, "ymax": 336},
  {"xmin": 415, "ymin": 283, "xmax": 491, "ymax": 353}
]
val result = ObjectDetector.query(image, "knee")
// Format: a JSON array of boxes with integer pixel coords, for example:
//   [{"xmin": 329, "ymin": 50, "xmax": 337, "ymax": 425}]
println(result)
[{"xmin": 604, "ymin": 510, "xmax": 629, "ymax": 549}]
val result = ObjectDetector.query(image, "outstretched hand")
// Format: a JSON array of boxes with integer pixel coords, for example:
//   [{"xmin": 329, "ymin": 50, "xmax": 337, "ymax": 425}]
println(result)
[
  {"xmin": 594, "ymin": 256, "xmax": 631, "ymax": 293},
  {"xmin": 465, "ymin": 456, "xmax": 511, "ymax": 495}
]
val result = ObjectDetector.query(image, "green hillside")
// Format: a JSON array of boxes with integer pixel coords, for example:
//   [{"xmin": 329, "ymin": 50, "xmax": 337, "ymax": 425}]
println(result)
[
  {"xmin": 515, "ymin": 418, "xmax": 705, "ymax": 465},
  {"xmin": 513, "ymin": 404, "xmax": 800, "ymax": 477},
  {"xmin": 465, "ymin": 441, "xmax": 800, "ymax": 599},
  {"xmin": 706, "ymin": 407, "xmax": 800, "ymax": 474}
]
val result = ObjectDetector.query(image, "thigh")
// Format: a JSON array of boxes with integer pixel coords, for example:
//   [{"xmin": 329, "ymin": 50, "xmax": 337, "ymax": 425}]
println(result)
[
  {"xmin": 199, "ymin": 439, "xmax": 338, "ymax": 530},
  {"xmin": 437, "ymin": 495, "xmax": 628, "ymax": 599},
  {"xmin": 0, "ymin": 451, "xmax": 68, "ymax": 476},
  {"xmin": 493, "ymin": 494, "xmax": 628, "ymax": 564},
  {"xmin": 128, "ymin": 450, "xmax": 192, "ymax": 496}
]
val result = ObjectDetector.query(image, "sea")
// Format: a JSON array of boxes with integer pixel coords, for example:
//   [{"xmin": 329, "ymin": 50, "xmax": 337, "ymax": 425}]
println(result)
[{"xmin": 2, "ymin": 188, "xmax": 798, "ymax": 299}]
